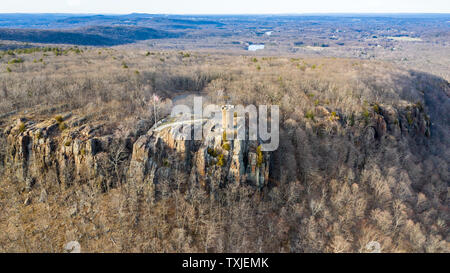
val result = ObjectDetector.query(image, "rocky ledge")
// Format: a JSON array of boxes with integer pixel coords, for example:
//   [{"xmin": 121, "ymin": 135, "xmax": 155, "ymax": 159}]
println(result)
[
  {"xmin": 0, "ymin": 100, "xmax": 431, "ymax": 203},
  {"xmin": 1, "ymin": 111, "xmax": 271, "ymax": 202}
]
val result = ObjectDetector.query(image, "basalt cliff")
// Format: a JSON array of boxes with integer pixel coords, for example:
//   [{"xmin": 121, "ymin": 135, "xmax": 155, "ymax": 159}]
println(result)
[{"xmin": 1, "ymin": 110, "xmax": 271, "ymax": 202}]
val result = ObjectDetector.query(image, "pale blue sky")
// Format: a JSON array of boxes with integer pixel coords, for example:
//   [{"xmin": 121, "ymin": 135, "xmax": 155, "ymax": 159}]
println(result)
[{"xmin": 0, "ymin": 0, "xmax": 449, "ymax": 14}]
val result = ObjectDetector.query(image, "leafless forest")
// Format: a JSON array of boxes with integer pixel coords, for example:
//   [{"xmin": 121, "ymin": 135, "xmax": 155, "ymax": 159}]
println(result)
[{"xmin": 0, "ymin": 46, "xmax": 448, "ymax": 252}]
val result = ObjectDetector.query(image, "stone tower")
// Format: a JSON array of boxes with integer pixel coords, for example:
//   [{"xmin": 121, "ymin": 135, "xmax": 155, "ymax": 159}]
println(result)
[{"xmin": 221, "ymin": 105, "xmax": 235, "ymax": 136}]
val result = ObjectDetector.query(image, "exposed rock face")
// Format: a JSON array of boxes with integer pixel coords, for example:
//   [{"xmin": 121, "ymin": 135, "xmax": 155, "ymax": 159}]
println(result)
[
  {"xmin": 2, "ymin": 114, "xmax": 132, "ymax": 191},
  {"xmin": 1, "ymin": 101, "xmax": 430, "ymax": 200},
  {"xmin": 1, "ymin": 112, "xmax": 271, "ymax": 200},
  {"xmin": 128, "ymin": 116, "xmax": 271, "ymax": 200},
  {"xmin": 372, "ymin": 103, "xmax": 431, "ymax": 142}
]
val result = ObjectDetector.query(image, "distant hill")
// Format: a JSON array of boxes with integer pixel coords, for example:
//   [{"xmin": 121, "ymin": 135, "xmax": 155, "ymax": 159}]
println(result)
[
  {"xmin": 0, "ymin": 13, "xmax": 228, "ymax": 46},
  {"xmin": 0, "ymin": 26, "xmax": 180, "ymax": 46},
  {"xmin": 0, "ymin": 13, "xmax": 225, "ymax": 29}
]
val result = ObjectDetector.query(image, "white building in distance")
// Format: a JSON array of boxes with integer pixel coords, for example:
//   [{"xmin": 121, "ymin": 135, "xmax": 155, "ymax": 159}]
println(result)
[{"xmin": 248, "ymin": 44, "xmax": 265, "ymax": 51}]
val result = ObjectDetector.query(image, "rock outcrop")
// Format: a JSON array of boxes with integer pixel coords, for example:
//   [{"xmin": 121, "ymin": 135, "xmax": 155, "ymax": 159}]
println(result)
[
  {"xmin": 1, "ymin": 112, "xmax": 271, "ymax": 200},
  {"xmin": 128, "ymin": 115, "xmax": 270, "ymax": 201},
  {"xmin": 0, "ymin": 101, "xmax": 430, "ymax": 202},
  {"xmin": 2, "ymin": 114, "xmax": 132, "ymax": 191}
]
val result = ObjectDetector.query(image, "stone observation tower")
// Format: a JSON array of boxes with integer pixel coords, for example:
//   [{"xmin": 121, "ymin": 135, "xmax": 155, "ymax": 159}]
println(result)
[{"xmin": 221, "ymin": 105, "xmax": 236, "ymax": 136}]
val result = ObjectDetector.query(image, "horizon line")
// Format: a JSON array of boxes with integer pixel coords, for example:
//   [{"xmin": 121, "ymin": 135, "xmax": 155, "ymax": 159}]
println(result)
[{"xmin": 0, "ymin": 12, "xmax": 449, "ymax": 16}]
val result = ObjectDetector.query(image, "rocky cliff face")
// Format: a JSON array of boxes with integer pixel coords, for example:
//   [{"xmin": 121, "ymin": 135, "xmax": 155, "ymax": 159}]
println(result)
[
  {"xmin": 129, "ymin": 116, "xmax": 270, "ymax": 201},
  {"xmin": 0, "ymin": 100, "xmax": 432, "ymax": 204},
  {"xmin": 308, "ymin": 101, "xmax": 431, "ymax": 145},
  {"xmin": 1, "ymin": 112, "xmax": 271, "ymax": 200},
  {"xmin": 2, "ymin": 114, "xmax": 131, "ymax": 191}
]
